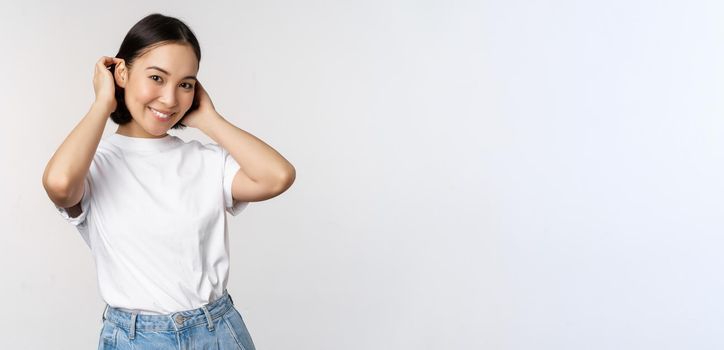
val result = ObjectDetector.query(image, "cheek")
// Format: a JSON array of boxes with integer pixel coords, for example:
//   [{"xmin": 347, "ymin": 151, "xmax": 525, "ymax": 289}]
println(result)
[
  {"xmin": 126, "ymin": 80, "xmax": 157, "ymax": 107},
  {"xmin": 133, "ymin": 85, "xmax": 158, "ymax": 106},
  {"xmin": 179, "ymin": 92, "xmax": 195, "ymax": 110}
]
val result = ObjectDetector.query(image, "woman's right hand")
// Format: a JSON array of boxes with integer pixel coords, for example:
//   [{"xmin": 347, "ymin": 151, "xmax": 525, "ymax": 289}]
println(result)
[{"xmin": 93, "ymin": 56, "xmax": 124, "ymax": 111}]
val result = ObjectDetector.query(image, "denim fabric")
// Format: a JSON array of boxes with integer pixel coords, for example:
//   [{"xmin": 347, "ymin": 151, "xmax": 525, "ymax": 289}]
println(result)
[{"xmin": 98, "ymin": 289, "xmax": 255, "ymax": 350}]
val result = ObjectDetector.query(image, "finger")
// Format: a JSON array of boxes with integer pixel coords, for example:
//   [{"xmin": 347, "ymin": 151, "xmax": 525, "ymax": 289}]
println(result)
[
  {"xmin": 99, "ymin": 56, "xmax": 123, "ymax": 68},
  {"xmin": 96, "ymin": 56, "xmax": 113, "ymax": 70},
  {"xmin": 95, "ymin": 59, "xmax": 108, "ymax": 73}
]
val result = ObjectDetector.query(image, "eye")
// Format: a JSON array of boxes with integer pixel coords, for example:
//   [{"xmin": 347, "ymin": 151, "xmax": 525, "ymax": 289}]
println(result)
[
  {"xmin": 149, "ymin": 75, "xmax": 162, "ymax": 83},
  {"xmin": 180, "ymin": 82, "xmax": 194, "ymax": 90}
]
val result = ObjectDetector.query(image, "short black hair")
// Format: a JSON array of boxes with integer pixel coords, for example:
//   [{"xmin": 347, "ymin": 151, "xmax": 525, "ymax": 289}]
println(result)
[{"xmin": 109, "ymin": 13, "xmax": 202, "ymax": 130}]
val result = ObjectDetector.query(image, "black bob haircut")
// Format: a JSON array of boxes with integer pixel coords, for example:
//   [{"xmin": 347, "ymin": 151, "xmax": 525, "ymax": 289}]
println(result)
[{"xmin": 109, "ymin": 13, "xmax": 201, "ymax": 130}]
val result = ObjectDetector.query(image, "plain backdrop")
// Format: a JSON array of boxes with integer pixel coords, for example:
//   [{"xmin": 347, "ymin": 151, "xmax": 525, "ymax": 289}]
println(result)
[{"xmin": 1, "ymin": 0, "xmax": 722, "ymax": 349}]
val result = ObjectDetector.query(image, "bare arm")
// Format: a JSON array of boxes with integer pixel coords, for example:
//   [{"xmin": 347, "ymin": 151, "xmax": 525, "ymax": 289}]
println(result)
[
  {"xmin": 42, "ymin": 56, "xmax": 122, "ymax": 213},
  {"xmin": 42, "ymin": 101, "xmax": 111, "ymax": 210},
  {"xmin": 184, "ymin": 82, "xmax": 296, "ymax": 202},
  {"xmin": 201, "ymin": 113, "xmax": 296, "ymax": 201}
]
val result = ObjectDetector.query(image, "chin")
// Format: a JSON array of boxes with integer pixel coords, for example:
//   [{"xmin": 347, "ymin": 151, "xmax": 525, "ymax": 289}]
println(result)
[{"xmin": 144, "ymin": 125, "xmax": 171, "ymax": 136}]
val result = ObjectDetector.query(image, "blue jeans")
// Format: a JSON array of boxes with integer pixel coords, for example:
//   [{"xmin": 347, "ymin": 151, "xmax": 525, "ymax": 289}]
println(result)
[{"xmin": 98, "ymin": 289, "xmax": 256, "ymax": 350}]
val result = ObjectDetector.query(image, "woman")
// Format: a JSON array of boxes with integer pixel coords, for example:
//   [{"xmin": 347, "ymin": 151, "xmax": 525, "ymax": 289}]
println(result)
[{"xmin": 42, "ymin": 13, "xmax": 295, "ymax": 349}]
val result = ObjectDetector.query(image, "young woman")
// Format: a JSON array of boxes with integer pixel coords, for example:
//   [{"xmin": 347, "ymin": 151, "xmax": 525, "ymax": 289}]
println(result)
[{"xmin": 42, "ymin": 13, "xmax": 295, "ymax": 349}]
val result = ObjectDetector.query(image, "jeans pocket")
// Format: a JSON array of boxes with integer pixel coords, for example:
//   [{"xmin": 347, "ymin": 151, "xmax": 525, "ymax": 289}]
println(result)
[
  {"xmin": 98, "ymin": 320, "xmax": 117, "ymax": 349},
  {"xmin": 222, "ymin": 307, "xmax": 256, "ymax": 350}
]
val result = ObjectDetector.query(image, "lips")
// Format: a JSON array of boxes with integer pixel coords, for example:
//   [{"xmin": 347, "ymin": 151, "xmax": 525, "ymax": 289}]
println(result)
[{"xmin": 148, "ymin": 107, "xmax": 175, "ymax": 119}]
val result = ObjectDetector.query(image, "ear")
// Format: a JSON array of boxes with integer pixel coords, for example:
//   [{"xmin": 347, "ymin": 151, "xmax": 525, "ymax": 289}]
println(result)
[{"xmin": 113, "ymin": 59, "xmax": 128, "ymax": 88}]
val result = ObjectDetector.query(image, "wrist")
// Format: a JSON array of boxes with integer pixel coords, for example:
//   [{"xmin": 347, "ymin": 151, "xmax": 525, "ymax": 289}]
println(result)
[
  {"xmin": 198, "ymin": 112, "xmax": 226, "ymax": 139},
  {"xmin": 92, "ymin": 99, "xmax": 115, "ymax": 115}
]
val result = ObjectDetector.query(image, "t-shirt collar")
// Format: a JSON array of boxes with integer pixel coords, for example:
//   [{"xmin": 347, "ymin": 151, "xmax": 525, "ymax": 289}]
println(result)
[{"xmin": 106, "ymin": 132, "xmax": 180, "ymax": 152}]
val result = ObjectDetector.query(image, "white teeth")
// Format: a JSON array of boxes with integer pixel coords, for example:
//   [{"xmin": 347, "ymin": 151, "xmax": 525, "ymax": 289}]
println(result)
[{"xmin": 150, "ymin": 107, "xmax": 171, "ymax": 119}]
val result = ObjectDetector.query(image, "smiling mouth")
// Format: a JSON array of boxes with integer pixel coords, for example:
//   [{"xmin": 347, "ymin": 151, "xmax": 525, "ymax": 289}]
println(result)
[{"xmin": 149, "ymin": 107, "xmax": 175, "ymax": 120}]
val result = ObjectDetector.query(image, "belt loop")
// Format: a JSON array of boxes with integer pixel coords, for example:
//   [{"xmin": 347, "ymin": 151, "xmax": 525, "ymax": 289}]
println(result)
[
  {"xmin": 201, "ymin": 305, "xmax": 214, "ymax": 331},
  {"xmin": 129, "ymin": 311, "xmax": 137, "ymax": 340},
  {"xmin": 102, "ymin": 304, "xmax": 109, "ymax": 321}
]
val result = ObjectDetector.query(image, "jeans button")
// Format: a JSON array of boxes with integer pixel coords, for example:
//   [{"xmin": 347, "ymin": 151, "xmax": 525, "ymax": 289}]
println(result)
[{"xmin": 175, "ymin": 314, "xmax": 185, "ymax": 325}]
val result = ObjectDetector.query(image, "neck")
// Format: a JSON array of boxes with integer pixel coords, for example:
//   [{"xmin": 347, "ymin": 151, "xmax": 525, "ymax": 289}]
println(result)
[{"xmin": 115, "ymin": 123, "xmax": 168, "ymax": 139}]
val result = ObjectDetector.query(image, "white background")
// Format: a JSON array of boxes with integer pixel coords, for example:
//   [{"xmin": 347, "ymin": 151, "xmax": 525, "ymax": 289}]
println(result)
[{"xmin": 1, "ymin": 0, "xmax": 721, "ymax": 349}]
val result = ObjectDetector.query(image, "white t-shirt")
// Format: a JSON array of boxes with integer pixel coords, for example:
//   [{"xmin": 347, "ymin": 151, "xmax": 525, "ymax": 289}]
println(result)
[{"xmin": 55, "ymin": 132, "xmax": 249, "ymax": 314}]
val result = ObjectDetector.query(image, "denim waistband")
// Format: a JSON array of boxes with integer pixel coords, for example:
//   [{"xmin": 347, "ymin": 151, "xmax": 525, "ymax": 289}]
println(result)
[{"xmin": 102, "ymin": 289, "xmax": 236, "ymax": 335}]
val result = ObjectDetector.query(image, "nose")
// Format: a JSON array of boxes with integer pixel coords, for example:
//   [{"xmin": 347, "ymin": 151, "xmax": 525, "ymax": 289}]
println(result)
[{"xmin": 158, "ymin": 84, "xmax": 178, "ymax": 108}]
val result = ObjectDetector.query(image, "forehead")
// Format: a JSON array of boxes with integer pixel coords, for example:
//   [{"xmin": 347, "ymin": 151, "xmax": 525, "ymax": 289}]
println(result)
[{"xmin": 133, "ymin": 43, "xmax": 198, "ymax": 76}]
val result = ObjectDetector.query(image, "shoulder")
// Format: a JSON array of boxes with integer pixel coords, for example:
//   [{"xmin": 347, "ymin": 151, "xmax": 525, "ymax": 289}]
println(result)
[
  {"xmin": 93, "ymin": 139, "xmax": 119, "ymax": 160},
  {"xmin": 166, "ymin": 138, "xmax": 230, "ymax": 166},
  {"xmin": 181, "ymin": 138, "xmax": 226, "ymax": 156}
]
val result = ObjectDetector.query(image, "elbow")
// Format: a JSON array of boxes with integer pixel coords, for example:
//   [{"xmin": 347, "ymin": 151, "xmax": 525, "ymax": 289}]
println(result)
[
  {"xmin": 272, "ymin": 165, "xmax": 296, "ymax": 194},
  {"xmin": 43, "ymin": 170, "xmax": 69, "ymax": 196},
  {"xmin": 42, "ymin": 174, "xmax": 72, "ymax": 206},
  {"xmin": 42, "ymin": 171, "xmax": 80, "ymax": 207}
]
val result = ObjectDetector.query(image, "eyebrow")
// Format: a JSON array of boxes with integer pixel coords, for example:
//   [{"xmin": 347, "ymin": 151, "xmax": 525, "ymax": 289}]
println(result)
[{"xmin": 145, "ymin": 66, "xmax": 197, "ymax": 81}]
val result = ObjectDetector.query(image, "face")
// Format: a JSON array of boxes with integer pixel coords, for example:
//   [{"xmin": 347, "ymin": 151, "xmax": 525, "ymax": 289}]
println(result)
[{"xmin": 114, "ymin": 42, "xmax": 199, "ymax": 138}]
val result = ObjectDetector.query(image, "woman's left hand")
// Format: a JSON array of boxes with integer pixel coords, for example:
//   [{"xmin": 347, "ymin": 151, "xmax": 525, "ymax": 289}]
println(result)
[{"xmin": 181, "ymin": 80, "xmax": 218, "ymax": 129}]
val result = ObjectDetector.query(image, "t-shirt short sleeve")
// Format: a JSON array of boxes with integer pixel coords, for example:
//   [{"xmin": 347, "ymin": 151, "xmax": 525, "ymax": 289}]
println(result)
[
  {"xmin": 222, "ymin": 147, "xmax": 249, "ymax": 216},
  {"xmin": 55, "ymin": 174, "xmax": 92, "ymax": 227}
]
